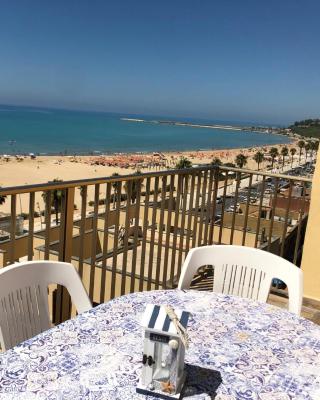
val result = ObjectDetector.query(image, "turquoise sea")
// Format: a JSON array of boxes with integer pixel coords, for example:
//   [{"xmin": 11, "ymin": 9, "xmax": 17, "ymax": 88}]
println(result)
[{"xmin": 0, "ymin": 105, "xmax": 290, "ymax": 155}]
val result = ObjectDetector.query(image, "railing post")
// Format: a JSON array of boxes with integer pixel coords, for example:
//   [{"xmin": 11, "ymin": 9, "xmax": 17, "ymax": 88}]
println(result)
[
  {"xmin": 55, "ymin": 187, "xmax": 75, "ymax": 324},
  {"xmin": 9, "ymin": 195, "xmax": 17, "ymax": 265},
  {"xmin": 62, "ymin": 187, "xmax": 75, "ymax": 263}
]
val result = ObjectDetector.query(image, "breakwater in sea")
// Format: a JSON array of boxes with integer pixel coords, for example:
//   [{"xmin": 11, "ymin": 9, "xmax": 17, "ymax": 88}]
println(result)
[{"xmin": 121, "ymin": 117, "xmax": 276, "ymax": 133}]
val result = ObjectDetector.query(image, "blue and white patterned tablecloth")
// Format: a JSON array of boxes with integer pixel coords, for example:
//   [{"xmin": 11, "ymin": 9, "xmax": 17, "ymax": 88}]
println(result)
[{"xmin": 0, "ymin": 290, "xmax": 319, "ymax": 400}]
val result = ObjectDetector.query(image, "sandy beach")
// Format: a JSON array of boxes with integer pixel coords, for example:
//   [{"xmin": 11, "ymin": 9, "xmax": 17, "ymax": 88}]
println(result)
[{"xmin": 0, "ymin": 141, "xmax": 299, "ymax": 216}]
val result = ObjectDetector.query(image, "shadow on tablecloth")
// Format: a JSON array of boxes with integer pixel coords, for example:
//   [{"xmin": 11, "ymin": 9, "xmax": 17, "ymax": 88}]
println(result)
[{"xmin": 182, "ymin": 364, "xmax": 222, "ymax": 399}]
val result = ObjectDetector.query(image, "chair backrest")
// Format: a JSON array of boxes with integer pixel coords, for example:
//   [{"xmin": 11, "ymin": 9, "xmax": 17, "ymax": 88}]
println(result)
[
  {"xmin": 0, "ymin": 261, "xmax": 92, "ymax": 351},
  {"xmin": 178, "ymin": 245, "xmax": 303, "ymax": 315}
]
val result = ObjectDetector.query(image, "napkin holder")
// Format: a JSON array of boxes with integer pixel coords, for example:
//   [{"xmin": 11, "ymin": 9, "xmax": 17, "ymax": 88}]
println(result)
[{"xmin": 136, "ymin": 304, "xmax": 190, "ymax": 399}]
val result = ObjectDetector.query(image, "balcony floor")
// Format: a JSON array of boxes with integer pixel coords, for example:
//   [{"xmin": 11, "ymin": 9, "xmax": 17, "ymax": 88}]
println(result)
[{"xmin": 268, "ymin": 294, "xmax": 320, "ymax": 325}]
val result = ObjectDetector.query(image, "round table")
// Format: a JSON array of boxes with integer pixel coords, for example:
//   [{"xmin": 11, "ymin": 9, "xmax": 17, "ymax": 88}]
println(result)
[{"xmin": 0, "ymin": 290, "xmax": 319, "ymax": 399}]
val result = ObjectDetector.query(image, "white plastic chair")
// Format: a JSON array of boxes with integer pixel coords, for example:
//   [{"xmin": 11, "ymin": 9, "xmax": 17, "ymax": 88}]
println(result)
[
  {"xmin": 0, "ymin": 261, "xmax": 92, "ymax": 351},
  {"xmin": 178, "ymin": 245, "xmax": 303, "ymax": 315}
]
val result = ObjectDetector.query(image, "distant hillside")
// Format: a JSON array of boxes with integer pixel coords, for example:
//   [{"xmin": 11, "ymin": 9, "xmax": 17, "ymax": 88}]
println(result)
[{"xmin": 289, "ymin": 119, "xmax": 320, "ymax": 139}]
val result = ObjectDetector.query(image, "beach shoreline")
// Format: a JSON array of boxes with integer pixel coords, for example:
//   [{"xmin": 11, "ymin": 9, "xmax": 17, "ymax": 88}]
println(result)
[
  {"xmin": 1, "ymin": 134, "xmax": 294, "ymax": 158},
  {"xmin": 0, "ymin": 140, "xmax": 298, "ymax": 187},
  {"xmin": 0, "ymin": 139, "xmax": 302, "ymax": 218}
]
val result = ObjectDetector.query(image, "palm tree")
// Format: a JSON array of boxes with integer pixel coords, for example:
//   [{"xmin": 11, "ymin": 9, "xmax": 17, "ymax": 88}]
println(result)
[
  {"xmin": 280, "ymin": 146, "xmax": 289, "ymax": 169},
  {"xmin": 224, "ymin": 162, "xmax": 236, "ymax": 168},
  {"xmin": 211, "ymin": 157, "xmax": 222, "ymax": 167},
  {"xmin": 175, "ymin": 157, "xmax": 192, "ymax": 208},
  {"xmin": 78, "ymin": 185, "xmax": 86, "ymax": 200},
  {"xmin": 235, "ymin": 153, "xmax": 248, "ymax": 169},
  {"xmin": 111, "ymin": 172, "xmax": 120, "ymax": 209},
  {"xmin": 253, "ymin": 151, "xmax": 264, "ymax": 171},
  {"xmin": 211, "ymin": 157, "xmax": 223, "ymax": 180},
  {"xmin": 42, "ymin": 178, "xmax": 64, "ymax": 224},
  {"xmin": 309, "ymin": 140, "xmax": 318, "ymax": 160},
  {"xmin": 309, "ymin": 140, "xmax": 319, "ymax": 159},
  {"xmin": 175, "ymin": 157, "xmax": 192, "ymax": 169},
  {"xmin": 297, "ymin": 140, "xmax": 305, "ymax": 164},
  {"xmin": 269, "ymin": 147, "xmax": 279, "ymax": 168},
  {"xmin": 124, "ymin": 170, "xmax": 144, "ymax": 204},
  {"xmin": 304, "ymin": 142, "xmax": 311, "ymax": 162},
  {"xmin": 0, "ymin": 189, "xmax": 6, "ymax": 206},
  {"xmin": 290, "ymin": 148, "xmax": 297, "ymax": 167}
]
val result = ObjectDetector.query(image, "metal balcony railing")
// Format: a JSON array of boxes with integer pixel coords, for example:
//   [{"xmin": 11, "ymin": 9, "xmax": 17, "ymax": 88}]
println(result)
[{"xmin": 0, "ymin": 165, "xmax": 312, "ymax": 323}]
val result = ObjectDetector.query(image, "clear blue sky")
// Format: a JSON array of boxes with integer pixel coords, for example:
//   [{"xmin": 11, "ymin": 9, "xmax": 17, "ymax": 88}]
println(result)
[{"xmin": 0, "ymin": 0, "xmax": 319, "ymax": 124}]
